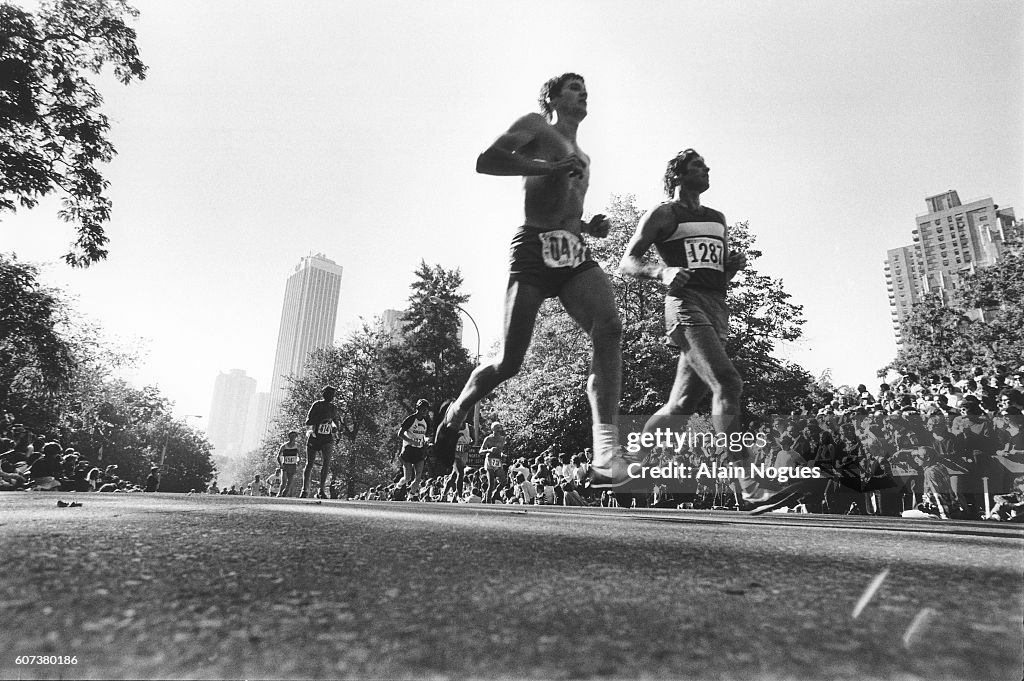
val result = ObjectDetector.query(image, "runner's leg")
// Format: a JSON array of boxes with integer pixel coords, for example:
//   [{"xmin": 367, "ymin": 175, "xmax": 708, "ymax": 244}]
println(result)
[
  {"xmin": 411, "ymin": 459, "xmax": 424, "ymax": 494},
  {"xmin": 671, "ymin": 325, "xmax": 784, "ymax": 507},
  {"xmin": 673, "ymin": 326, "xmax": 743, "ymax": 439},
  {"xmin": 400, "ymin": 460, "xmax": 414, "ymax": 488},
  {"xmin": 301, "ymin": 445, "xmax": 318, "ymax": 498},
  {"xmin": 557, "ymin": 267, "xmax": 622, "ymax": 428},
  {"xmin": 317, "ymin": 440, "xmax": 334, "ymax": 498},
  {"xmin": 641, "ymin": 352, "xmax": 711, "ymax": 441},
  {"xmin": 437, "ymin": 281, "xmax": 545, "ymax": 435},
  {"xmin": 557, "ymin": 267, "xmax": 627, "ymax": 485}
]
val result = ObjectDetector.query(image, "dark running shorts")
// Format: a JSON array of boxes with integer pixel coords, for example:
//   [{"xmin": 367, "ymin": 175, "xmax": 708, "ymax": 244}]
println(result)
[
  {"xmin": 434, "ymin": 444, "xmax": 456, "ymax": 469},
  {"xmin": 509, "ymin": 227, "xmax": 599, "ymax": 299},
  {"xmin": 400, "ymin": 445, "xmax": 426, "ymax": 465},
  {"xmin": 665, "ymin": 288, "xmax": 730, "ymax": 347}
]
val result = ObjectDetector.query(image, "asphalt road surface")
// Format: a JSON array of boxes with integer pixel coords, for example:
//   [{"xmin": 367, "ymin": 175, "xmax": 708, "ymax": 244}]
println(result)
[{"xmin": 1, "ymin": 493, "xmax": 1021, "ymax": 681}]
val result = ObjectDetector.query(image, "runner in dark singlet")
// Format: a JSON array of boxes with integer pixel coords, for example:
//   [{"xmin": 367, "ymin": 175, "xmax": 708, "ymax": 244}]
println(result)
[
  {"xmin": 301, "ymin": 385, "xmax": 338, "ymax": 499},
  {"xmin": 432, "ymin": 73, "xmax": 633, "ymax": 487},
  {"xmin": 620, "ymin": 149, "xmax": 797, "ymax": 514}
]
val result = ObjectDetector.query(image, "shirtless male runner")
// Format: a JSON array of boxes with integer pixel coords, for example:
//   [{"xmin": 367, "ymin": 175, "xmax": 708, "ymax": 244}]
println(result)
[
  {"xmin": 433, "ymin": 72, "xmax": 630, "ymax": 486},
  {"xmin": 619, "ymin": 149, "xmax": 793, "ymax": 512}
]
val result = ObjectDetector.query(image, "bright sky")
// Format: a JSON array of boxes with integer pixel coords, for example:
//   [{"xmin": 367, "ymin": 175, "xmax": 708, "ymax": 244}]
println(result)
[{"xmin": 4, "ymin": 0, "xmax": 1022, "ymax": 421}]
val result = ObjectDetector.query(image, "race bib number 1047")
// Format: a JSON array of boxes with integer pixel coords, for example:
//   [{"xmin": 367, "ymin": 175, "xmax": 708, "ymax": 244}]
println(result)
[{"xmin": 540, "ymin": 230, "xmax": 586, "ymax": 269}]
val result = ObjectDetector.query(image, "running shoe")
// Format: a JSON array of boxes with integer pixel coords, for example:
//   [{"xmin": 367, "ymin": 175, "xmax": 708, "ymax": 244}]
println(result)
[
  {"xmin": 746, "ymin": 489, "xmax": 805, "ymax": 516},
  {"xmin": 585, "ymin": 448, "xmax": 644, "ymax": 489}
]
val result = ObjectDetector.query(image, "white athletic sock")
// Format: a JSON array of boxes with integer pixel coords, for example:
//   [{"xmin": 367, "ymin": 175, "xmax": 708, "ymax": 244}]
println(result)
[{"xmin": 592, "ymin": 424, "xmax": 619, "ymax": 462}]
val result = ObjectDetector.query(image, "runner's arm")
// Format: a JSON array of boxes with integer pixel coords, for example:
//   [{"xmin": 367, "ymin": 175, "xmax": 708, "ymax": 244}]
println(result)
[
  {"xmin": 722, "ymin": 216, "xmax": 748, "ymax": 281},
  {"xmin": 476, "ymin": 114, "xmax": 583, "ymax": 177},
  {"xmin": 619, "ymin": 205, "xmax": 690, "ymax": 291},
  {"xmin": 478, "ymin": 435, "xmax": 494, "ymax": 455},
  {"xmin": 398, "ymin": 415, "xmax": 417, "ymax": 445},
  {"xmin": 304, "ymin": 403, "xmax": 319, "ymax": 427}
]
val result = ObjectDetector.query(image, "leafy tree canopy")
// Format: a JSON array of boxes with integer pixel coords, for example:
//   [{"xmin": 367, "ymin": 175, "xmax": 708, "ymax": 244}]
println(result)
[
  {"xmin": 1, "ymin": 0, "xmax": 146, "ymax": 266},
  {"xmin": 883, "ymin": 248, "xmax": 1024, "ymax": 378}
]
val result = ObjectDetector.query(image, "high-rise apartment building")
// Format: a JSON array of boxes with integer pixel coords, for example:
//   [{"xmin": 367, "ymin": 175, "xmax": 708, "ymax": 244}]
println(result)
[
  {"xmin": 381, "ymin": 308, "xmax": 408, "ymax": 342},
  {"xmin": 885, "ymin": 190, "xmax": 1016, "ymax": 342},
  {"xmin": 268, "ymin": 254, "xmax": 344, "ymax": 426},
  {"xmin": 207, "ymin": 369, "xmax": 257, "ymax": 458},
  {"xmin": 379, "ymin": 307, "xmax": 464, "ymax": 346}
]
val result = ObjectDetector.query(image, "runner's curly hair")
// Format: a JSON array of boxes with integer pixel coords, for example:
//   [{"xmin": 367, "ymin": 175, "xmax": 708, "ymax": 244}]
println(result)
[
  {"xmin": 538, "ymin": 72, "xmax": 585, "ymax": 121},
  {"xmin": 663, "ymin": 148, "xmax": 702, "ymax": 197}
]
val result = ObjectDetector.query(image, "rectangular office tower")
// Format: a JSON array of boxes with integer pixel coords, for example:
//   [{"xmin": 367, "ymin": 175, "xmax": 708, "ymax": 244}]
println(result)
[
  {"xmin": 885, "ymin": 190, "xmax": 1016, "ymax": 342},
  {"xmin": 207, "ymin": 369, "xmax": 257, "ymax": 459},
  {"xmin": 267, "ymin": 254, "xmax": 344, "ymax": 432}
]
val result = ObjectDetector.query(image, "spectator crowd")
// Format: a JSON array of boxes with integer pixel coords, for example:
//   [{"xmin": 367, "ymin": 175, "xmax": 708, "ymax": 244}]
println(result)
[
  {"xmin": 356, "ymin": 365, "xmax": 1024, "ymax": 522},
  {"xmin": 0, "ymin": 413, "xmax": 160, "ymax": 494}
]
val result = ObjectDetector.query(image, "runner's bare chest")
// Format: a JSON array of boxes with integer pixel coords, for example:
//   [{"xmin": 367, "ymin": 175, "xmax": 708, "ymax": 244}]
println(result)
[{"xmin": 523, "ymin": 128, "xmax": 589, "ymax": 230}]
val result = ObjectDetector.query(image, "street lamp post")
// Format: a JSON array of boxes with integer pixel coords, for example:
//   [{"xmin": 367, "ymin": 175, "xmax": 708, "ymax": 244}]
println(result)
[{"xmin": 428, "ymin": 296, "xmax": 481, "ymax": 444}]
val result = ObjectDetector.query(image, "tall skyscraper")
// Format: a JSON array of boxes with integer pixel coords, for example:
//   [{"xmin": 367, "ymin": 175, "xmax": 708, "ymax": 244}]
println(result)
[
  {"xmin": 268, "ymin": 253, "xmax": 344, "ymax": 427},
  {"xmin": 207, "ymin": 369, "xmax": 257, "ymax": 458},
  {"xmin": 242, "ymin": 391, "xmax": 270, "ymax": 451},
  {"xmin": 885, "ymin": 190, "xmax": 1016, "ymax": 342}
]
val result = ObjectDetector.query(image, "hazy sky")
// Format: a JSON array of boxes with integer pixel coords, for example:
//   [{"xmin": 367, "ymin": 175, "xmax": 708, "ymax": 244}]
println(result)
[{"xmin": 4, "ymin": 0, "xmax": 1022, "ymax": 422}]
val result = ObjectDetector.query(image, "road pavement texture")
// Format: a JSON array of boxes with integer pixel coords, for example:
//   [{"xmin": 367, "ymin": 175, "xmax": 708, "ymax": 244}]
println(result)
[{"xmin": 0, "ymin": 493, "xmax": 1021, "ymax": 681}]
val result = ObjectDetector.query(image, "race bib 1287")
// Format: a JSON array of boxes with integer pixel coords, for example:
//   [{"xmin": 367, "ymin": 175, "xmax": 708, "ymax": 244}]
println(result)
[{"xmin": 683, "ymin": 236, "xmax": 724, "ymax": 271}]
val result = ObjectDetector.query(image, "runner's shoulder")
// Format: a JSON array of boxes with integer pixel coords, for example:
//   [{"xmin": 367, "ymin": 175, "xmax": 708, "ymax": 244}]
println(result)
[
  {"xmin": 511, "ymin": 112, "xmax": 550, "ymax": 131},
  {"xmin": 703, "ymin": 205, "xmax": 727, "ymax": 224},
  {"xmin": 641, "ymin": 202, "xmax": 680, "ymax": 237}
]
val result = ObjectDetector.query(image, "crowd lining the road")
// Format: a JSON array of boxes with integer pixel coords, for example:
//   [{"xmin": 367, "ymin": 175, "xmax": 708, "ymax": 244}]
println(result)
[
  {"xmin": 354, "ymin": 367, "xmax": 1024, "ymax": 521},
  {"xmin": 0, "ymin": 415, "xmax": 160, "ymax": 494}
]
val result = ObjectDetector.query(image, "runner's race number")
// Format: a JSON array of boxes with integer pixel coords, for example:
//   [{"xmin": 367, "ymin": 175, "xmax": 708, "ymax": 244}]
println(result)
[
  {"xmin": 540, "ymin": 230, "xmax": 586, "ymax": 269},
  {"xmin": 684, "ymin": 237, "xmax": 724, "ymax": 271}
]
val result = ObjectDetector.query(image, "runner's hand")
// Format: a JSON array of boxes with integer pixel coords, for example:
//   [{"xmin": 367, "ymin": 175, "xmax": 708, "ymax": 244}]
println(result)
[
  {"xmin": 549, "ymin": 154, "xmax": 585, "ymax": 178},
  {"xmin": 725, "ymin": 251, "xmax": 748, "ymax": 272},
  {"xmin": 659, "ymin": 266, "xmax": 691, "ymax": 294},
  {"xmin": 584, "ymin": 214, "xmax": 611, "ymax": 238}
]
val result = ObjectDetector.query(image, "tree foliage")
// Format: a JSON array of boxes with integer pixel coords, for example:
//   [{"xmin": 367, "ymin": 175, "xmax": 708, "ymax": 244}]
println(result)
[
  {"xmin": 382, "ymin": 261, "xmax": 475, "ymax": 411},
  {"xmin": 884, "ymin": 250, "xmax": 1024, "ymax": 377},
  {"xmin": 0, "ymin": 253, "xmax": 76, "ymax": 405},
  {"xmin": 1, "ymin": 0, "xmax": 147, "ymax": 266},
  {"xmin": 1, "ymin": 254, "xmax": 214, "ymax": 488}
]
